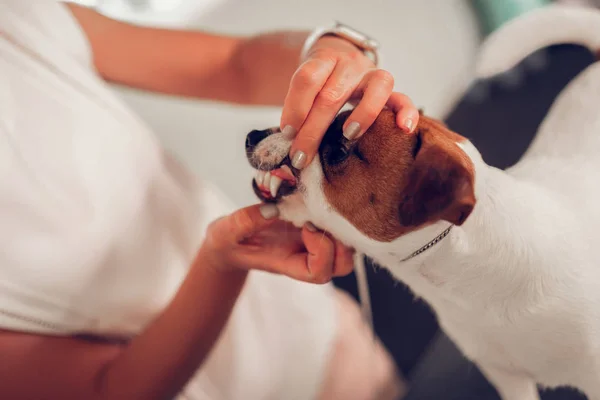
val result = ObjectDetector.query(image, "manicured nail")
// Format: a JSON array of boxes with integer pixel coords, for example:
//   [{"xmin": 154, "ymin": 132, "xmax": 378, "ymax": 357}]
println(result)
[
  {"xmin": 291, "ymin": 150, "xmax": 307, "ymax": 169},
  {"xmin": 305, "ymin": 222, "xmax": 318, "ymax": 232},
  {"xmin": 403, "ymin": 118, "xmax": 414, "ymax": 132},
  {"xmin": 259, "ymin": 204, "xmax": 279, "ymax": 219},
  {"xmin": 281, "ymin": 125, "xmax": 297, "ymax": 138},
  {"xmin": 343, "ymin": 121, "xmax": 361, "ymax": 140}
]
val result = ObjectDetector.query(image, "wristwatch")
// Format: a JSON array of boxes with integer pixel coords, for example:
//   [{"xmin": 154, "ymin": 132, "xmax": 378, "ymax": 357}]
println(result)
[{"xmin": 300, "ymin": 22, "xmax": 381, "ymax": 66}]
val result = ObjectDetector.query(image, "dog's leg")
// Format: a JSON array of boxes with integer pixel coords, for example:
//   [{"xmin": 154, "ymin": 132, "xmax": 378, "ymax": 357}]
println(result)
[{"xmin": 479, "ymin": 365, "xmax": 539, "ymax": 400}]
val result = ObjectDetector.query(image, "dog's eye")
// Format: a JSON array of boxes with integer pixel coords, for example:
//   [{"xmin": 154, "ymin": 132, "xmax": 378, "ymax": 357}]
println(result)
[{"xmin": 326, "ymin": 144, "xmax": 350, "ymax": 166}]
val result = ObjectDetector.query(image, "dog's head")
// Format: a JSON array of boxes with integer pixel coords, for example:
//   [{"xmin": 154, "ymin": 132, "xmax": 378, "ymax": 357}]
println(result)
[{"xmin": 245, "ymin": 109, "xmax": 476, "ymax": 249}]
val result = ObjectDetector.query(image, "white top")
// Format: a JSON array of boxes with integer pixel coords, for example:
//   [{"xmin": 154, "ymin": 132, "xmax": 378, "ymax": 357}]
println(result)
[{"xmin": 0, "ymin": 1, "xmax": 337, "ymax": 398}]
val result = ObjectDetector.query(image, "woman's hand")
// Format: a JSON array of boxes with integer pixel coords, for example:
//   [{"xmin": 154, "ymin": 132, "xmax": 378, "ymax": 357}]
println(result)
[
  {"xmin": 282, "ymin": 36, "xmax": 420, "ymax": 169},
  {"xmin": 0, "ymin": 204, "xmax": 355, "ymax": 400},
  {"xmin": 199, "ymin": 204, "xmax": 354, "ymax": 284}
]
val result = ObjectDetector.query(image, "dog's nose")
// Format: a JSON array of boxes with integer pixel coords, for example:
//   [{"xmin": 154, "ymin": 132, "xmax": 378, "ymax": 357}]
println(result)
[{"xmin": 245, "ymin": 129, "xmax": 271, "ymax": 152}]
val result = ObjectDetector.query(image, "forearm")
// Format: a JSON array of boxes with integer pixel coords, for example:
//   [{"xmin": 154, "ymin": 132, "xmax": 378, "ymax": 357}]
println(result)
[
  {"xmin": 67, "ymin": 4, "xmax": 306, "ymax": 105},
  {"xmin": 0, "ymin": 258, "xmax": 247, "ymax": 400},
  {"xmin": 228, "ymin": 31, "xmax": 308, "ymax": 105},
  {"xmin": 100, "ymin": 263, "xmax": 248, "ymax": 399}
]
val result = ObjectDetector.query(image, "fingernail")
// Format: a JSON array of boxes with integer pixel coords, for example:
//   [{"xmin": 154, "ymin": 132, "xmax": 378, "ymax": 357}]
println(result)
[
  {"xmin": 403, "ymin": 118, "xmax": 414, "ymax": 132},
  {"xmin": 281, "ymin": 125, "xmax": 297, "ymax": 138},
  {"xmin": 305, "ymin": 222, "xmax": 318, "ymax": 232},
  {"xmin": 343, "ymin": 121, "xmax": 361, "ymax": 140},
  {"xmin": 291, "ymin": 150, "xmax": 307, "ymax": 169},
  {"xmin": 259, "ymin": 204, "xmax": 279, "ymax": 219}
]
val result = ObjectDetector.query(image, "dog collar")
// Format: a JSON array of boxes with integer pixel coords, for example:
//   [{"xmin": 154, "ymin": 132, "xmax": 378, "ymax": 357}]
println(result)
[{"xmin": 400, "ymin": 225, "xmax": 453, "ymax": 262}]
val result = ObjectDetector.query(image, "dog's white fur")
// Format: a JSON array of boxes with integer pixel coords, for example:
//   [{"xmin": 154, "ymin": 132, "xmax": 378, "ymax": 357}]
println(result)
[{"xmin": 264, "ymin": 5, "xmax": 600, "ymax": 399}]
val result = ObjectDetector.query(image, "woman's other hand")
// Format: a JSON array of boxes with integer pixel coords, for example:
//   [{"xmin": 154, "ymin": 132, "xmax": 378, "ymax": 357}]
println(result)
[{"xmin": 199, "ymin": 204, "xmax": 354, "ymax": 284}]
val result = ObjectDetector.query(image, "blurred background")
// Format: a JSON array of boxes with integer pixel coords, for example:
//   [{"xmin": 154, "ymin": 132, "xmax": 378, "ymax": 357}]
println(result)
[{"xmin": 68, "ymin": 0, "xmax": 599, "ymax": 398}]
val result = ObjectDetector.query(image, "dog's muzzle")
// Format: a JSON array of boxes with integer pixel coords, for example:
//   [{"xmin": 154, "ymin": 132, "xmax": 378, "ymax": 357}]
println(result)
[{"xmin": 245, "ymin": 128, "xmax": 299, "ymax": 203}]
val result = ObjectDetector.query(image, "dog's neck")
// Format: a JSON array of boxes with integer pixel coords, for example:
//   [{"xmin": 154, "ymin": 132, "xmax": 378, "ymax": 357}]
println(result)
[{"xmin": 380, "ymin": 141, "xmax": 561, "ymax": 311}]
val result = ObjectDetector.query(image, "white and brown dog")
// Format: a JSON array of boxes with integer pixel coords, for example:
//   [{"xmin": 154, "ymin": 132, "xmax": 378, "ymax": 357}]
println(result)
[{"xmin": 246, "ymin": 5, "xmax": 600, "ymax": 399}]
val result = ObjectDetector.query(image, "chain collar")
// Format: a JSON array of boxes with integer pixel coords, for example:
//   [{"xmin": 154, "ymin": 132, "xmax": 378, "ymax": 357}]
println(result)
[{"xmin": 400, "ymin": 225, "xmax": 453, "ymax": 262}]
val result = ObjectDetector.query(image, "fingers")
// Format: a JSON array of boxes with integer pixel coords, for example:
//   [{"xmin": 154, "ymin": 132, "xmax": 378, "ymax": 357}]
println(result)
[
  {"xmin": 284, "ymin": 68, "xmax": 419, "ymax": 169},
  {"xmin": 387, "ymin": 92, "xmax": 420, "ymax": 133},
  {"xmin": 280, "ymin": 58, "xmax": 336, "ymax": 138},
  {"xmin": 332, "ymin": 240, "xmax": 355, "ymax": 277},
  {"xmin": 344, "ymin": 71, "xmax": 419, "ymax": 139},
  {"xmin": 300, "ymin": 225, "xmax": 336, "ymax": 283},
  {"xmin": 252, "ymin": 225, "xmax": 333, "ymax": 282},
  {"xmin": 287, "ymin": 63, "xmax": 361, "ymax": 169},
  {"xmin": 280, "ymin": 223, "xmax": 354, "ymax": 284},
  {"xmin": 300, "ymin": 225, "xmax": 355, "ymax": 282},
  {"xmin": 215, "ymin": 204, "xmax": 280, "ymax": 243},
  {"xmin": 281, "ymin": 32, "xmax": 420, "ymax": 171},
  {"xmin": 235, "ymin": 219, "xmax": 355, "ymax": 283},
  {"xmin": 342, "ymin": 69, "xmax": 395, "ymax": 140}
]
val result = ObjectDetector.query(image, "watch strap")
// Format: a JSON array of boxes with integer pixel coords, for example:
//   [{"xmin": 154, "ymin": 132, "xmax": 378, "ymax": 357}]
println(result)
[{"xmin": 300, "ymin": 22, "xmax": 380, "ymax": 66}]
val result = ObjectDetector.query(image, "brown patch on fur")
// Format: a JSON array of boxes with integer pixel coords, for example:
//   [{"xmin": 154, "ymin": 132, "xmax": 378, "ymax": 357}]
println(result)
[{"xmin": 321, "ymin": 110, "xmax": 475, "ymax": 242}]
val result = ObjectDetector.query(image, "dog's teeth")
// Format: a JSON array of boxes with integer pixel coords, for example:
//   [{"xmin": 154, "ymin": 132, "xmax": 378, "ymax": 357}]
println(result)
[
  {"xmin": 270, "ymin": 175, "xmax": 282, "ymax": 198},
  {"xmin": 255, "ymin": 170, "xmax": 265, "ymax": 186},
  {"xmin": 263, "ymin": 171, "xmax": 272, "ymax": 188},
  {"xmin": 280, "ymin": 165, "xmax": 293, "ymax": 176}
]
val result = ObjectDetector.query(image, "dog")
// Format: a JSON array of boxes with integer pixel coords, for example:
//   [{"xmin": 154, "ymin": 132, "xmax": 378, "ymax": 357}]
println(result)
[{"xmin": 245, "ymin": 5, "xmax": 600, "ymax": 399}]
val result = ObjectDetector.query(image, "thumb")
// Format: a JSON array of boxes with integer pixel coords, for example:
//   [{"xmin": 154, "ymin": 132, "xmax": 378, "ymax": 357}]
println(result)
[{"xmin": 226, "ymin": 203, "xmax": 280, "ymax": 242}]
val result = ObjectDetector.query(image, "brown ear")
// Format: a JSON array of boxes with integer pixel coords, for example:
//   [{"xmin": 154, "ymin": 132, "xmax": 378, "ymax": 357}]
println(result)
[{"xmin": 398, "ymin": 131, "xmax": 476, "ymax": 227}]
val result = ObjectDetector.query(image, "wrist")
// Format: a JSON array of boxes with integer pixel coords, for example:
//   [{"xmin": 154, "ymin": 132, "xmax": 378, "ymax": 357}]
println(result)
[
  {"xmin": 192, "ymin": 248, "xmax": 248, "ymax": 281},
  {"xmin": 227, "ymin": 31, "xmax": 310, "ymax": 105},
  {"xmin": 203, "ymin": 265, "xmax": 248, "ymax": 288},
  {"xmin": 309, "ymin": 35, "xmax": 365, "ymax": 58},
  {"xmin": 300, "ymin": 22, "xmax": 380, "ymax": 66},
  {"xmin": 190, "ymin": 259, "xmax": 249, "ymax": 297}
]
